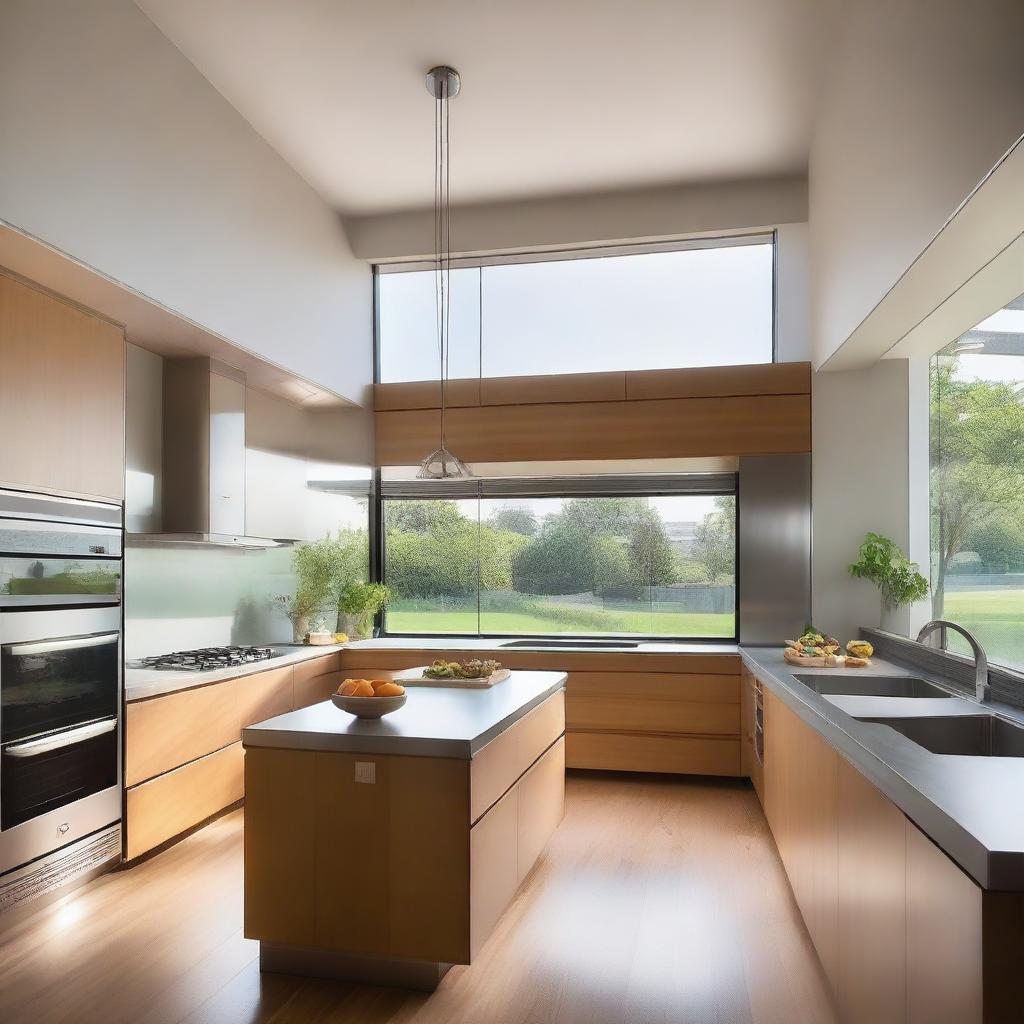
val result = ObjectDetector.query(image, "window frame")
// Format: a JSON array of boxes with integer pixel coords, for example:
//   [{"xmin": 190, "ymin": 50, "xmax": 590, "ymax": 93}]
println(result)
[
  {"xmin": 374, "ymin": 475, "xmax": 740, "ymax": 644},
  {"xmin": 371, "ymin": 231, "xmax": 778, "ymax": 384}
]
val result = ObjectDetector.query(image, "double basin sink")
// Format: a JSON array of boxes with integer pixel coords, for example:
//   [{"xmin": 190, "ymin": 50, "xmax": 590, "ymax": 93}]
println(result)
[{"xmin": 793, "ymin": 673, "xmax": 1024, "ymax": 758}]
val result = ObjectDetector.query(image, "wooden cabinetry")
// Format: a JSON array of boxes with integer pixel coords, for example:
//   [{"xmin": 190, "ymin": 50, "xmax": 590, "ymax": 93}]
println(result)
[
  {"xmin": 340, "ymin": 648, "xmax": 742, "ymax": 777},
  {"xmin": 292, "ymin": 652, "xmax": 343, "ymax": 709},
  {"xmin": 125, "ymin": 654, "xmax": 340, "ymax": 861},
  {"xmin": 374, "ymin": 362, "xmax": 812, "ymax": 464},
  {"xmin": 906, "ymin": 820, "xmax": 982, "ymax": 1024},
  {"xmin": 244, "ymin": 692, "xmax": 566, "ymax": 966},
  {"xmin": 0, "ymin": 271, "xmax": 125, "ymax": 501},
  {"xmin": 761, "ymin": 685, "xmax": 1003, "ymax": 1024},
  {"xmin": 836, "ymin": 756, "xmax": 906, "ymax": 1024},
  {"xmin": 125, "ymin": 744, "xmax": 244, "ymax": 861},
  {"xmin": 763, "ymin": 690, "xmax": 838, "ymax": 982}
]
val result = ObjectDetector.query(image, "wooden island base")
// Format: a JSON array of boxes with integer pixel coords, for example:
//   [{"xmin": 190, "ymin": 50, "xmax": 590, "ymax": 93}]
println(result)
[{"xmin": 242, "ymin": 675, "xmax": 567, "ymax": 990}]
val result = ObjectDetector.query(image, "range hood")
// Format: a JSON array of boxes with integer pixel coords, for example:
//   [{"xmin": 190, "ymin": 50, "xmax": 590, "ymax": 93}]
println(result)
[{"xmin": 129, "ymin": 357, "xmax": 286, "ymax": 549}]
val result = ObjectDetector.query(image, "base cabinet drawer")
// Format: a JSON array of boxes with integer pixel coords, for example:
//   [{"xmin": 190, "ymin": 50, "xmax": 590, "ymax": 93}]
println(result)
[
  {"xmin": 470, "ymin": 691, "xmax": 565, "ymax": 821},
  {"xmin": 125, "ymin": 679, "xmax": 239, "ymax": 787},
  {"xmin": 566, "ymin": 730, "xmax": 740, "ymax": 776},
  {"xmin": 469, "ymin": 736, "xmax": 565, "ymax": 957},
  {"xmin": 126, "ymin": 742, "xmax": 244, "ymax": 860}
]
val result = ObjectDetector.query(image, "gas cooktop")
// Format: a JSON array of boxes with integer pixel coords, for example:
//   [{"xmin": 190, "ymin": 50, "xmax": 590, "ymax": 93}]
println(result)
[{"xmin": 131, "ymin": 645, "xmax": 283, "ymax": 672}]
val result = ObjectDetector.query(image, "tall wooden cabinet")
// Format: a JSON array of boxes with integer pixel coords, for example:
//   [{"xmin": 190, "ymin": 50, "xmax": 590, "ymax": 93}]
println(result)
[{"xmin": 0, "ymin": 271, "xmax": 125, "ymax": 501}]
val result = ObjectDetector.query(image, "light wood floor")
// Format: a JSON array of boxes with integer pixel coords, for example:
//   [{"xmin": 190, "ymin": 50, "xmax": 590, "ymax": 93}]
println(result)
[{"xmin": 0, "ymin": 773, "xmax": 836, "ymax": 1024}]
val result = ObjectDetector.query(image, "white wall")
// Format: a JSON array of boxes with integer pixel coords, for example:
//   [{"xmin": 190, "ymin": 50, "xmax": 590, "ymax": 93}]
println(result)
[
  {"xmin": 776, "ymin": 222, "xmax": 811, "ymax": 363},
  {"xmin": 812, "ymin": 359, "xmax": 932, "ymax": 639},
  {"xmin": 810, "ymin": 0, "xmax": 1024, "ymax": 368},
  {"xmin": 346, "ymin": 176, "xmax": 807, "ymax": 263},
  {"xmin": 0, "ymin": 0, "xmax": 371, "ymax": 405}
]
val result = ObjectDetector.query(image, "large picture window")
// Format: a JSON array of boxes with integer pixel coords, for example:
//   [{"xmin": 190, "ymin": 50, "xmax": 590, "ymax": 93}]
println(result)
[
  {"xmin": 381, "ymin": 481, "xmax": 736, "ymax": 640},
  {"xmin": 376, "ymin": 236, "xmax": 774, "ymax": 383},
  {"xmin": 930, "ymin": 293, "xmax": 1024, "ymax": 671}
]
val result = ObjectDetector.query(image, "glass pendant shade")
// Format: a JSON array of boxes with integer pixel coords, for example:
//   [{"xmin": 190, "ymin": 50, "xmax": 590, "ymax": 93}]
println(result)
[{"xmin": 416, "ymin": 446, "xmax": 473, "ymax": 480}]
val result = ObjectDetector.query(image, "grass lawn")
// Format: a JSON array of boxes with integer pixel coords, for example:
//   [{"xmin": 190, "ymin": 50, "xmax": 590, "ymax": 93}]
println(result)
[
  {"xmin": 385, "ymin": 604, "xmax": 735, "ymax": 638},
  {"xmin": 942, "ymin": 588, "xmax": 1024, "ymax": 670}
]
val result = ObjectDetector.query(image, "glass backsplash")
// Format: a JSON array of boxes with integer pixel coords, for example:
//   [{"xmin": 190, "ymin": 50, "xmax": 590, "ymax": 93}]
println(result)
[{"xmin": 124, "ymin": 545, "xmax": 298, "ymax": 659}]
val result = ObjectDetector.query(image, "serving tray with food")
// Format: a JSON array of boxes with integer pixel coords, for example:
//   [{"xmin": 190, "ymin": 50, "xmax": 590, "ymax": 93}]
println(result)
[
  {"xmin": 783, "ymin": 629, "xmax": 874, "ymax": 668},
  {"xmin": 396, "ymin": 658, "xmax": 512, "ymax": 689}
]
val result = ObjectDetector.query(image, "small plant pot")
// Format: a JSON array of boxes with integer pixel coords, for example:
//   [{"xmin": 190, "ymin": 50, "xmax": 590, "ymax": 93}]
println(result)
[
  {"xmin": 337, "ymin": 611, "xmax": 371, "ymax": 639},
  {"xmin": 290, "ymin": 614, "xmax": 310, "ymax": 644}
]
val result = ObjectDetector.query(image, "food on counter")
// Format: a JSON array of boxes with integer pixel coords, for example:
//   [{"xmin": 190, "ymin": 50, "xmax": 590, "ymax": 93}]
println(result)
[
  {"xmin": 846, "ymin": 640, "xmax": 874, "ymax": 659},
  {"xmin": 424, "ymin": 658, "xmax": 502, "ymax": 680},
  {"xmin": 337, "ymin": 678, "xmax": 406, "ymax": 698},
  {"xmin": 784, "ymin": 627, "xmax": 869, "ymax": 667},
  {"xmin": 339, "ymin": 678, "xmax": 375, "ymax": 697},
  {"xmin": 334, "ymin": 632, "xmax": 349, "ymax": 643}
]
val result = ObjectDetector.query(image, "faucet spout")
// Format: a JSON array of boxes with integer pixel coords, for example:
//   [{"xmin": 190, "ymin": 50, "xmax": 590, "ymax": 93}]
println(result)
[{"xmin": 916, "ymin": 619, "xmax": 989, "ymax": 703}]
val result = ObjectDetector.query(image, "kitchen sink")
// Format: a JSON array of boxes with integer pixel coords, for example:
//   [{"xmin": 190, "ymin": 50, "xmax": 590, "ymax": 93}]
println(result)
[
  {"xmin": 499, "ymin": 639, "xmax": 640, "ymax": 649},
  {"xmin": 793, "ymin": 674, "xmax": 953, "ymax": 698},
  {"xmin": 858, "ymin": 715, "xmax": 1024, "ymax": 757}
]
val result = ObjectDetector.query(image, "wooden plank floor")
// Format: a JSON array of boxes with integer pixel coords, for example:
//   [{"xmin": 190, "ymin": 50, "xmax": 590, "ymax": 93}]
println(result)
[{"xmin": 0, "ymin": 773, "xmax": 836, "ymax": 1024}]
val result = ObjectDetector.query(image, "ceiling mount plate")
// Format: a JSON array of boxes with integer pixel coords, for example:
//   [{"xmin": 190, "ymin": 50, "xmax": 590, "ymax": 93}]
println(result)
[{"xmin": 425, "ymin": 65, "xmax": 461, "ymax": 100}]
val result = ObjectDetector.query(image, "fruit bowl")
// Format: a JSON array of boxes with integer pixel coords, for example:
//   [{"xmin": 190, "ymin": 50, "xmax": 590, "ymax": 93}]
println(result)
[{"xmin": 331, "ymin": 692, "xmax": 407, "ymax": 719}]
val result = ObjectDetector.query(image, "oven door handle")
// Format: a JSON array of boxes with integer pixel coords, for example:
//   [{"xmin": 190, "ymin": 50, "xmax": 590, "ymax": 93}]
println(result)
[
  {"xmin": 5, "ymin": 632, "xmax": 120, "ymax": 657},
  {"xmin": 5, "ymin": 718, "xmax": 118, "ymax": 758}
]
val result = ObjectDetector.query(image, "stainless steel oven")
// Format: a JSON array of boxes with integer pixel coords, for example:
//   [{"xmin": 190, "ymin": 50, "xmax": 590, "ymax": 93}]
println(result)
[{"xmin": 0, "ymin": 491, "xmax": 122, "ymax": 878}]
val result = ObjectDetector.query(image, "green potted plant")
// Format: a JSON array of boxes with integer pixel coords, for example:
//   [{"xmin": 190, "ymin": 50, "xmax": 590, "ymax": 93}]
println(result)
[
  {"xmin": 848, "ymin": 532, "xmax": 929, "ymax": 630},
  {"xmin": 276, "ymin": 536, "xmax": 349, "ymax": 642},
  {"xmin": 337, "ymin": 582, "xmax": 391, "ymax": 640}
]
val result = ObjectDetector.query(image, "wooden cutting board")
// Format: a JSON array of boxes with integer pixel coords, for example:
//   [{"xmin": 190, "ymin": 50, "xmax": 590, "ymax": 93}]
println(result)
[
  {"xmin": 395, "ymin": 667, "xmax": 512, "ymax": 689},
  {"xmin": 783, "ymin": 648, "xmax": 870, "ymax": 668}
]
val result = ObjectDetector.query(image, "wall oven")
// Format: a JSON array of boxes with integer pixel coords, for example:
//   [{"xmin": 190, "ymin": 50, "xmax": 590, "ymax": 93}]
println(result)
[{"xmin": 0, "ymin": 490, "xmax": 122, "ymax": 879}]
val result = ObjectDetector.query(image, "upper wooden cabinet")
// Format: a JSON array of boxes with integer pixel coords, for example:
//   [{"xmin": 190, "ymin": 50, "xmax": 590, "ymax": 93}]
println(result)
[
  {"xmin": 0, "ymin": 272, "xmax": 125, "ymax": 501},
  {"xmin": 373, "ymin": 362, "xmax": 812, "ymax": 465}
]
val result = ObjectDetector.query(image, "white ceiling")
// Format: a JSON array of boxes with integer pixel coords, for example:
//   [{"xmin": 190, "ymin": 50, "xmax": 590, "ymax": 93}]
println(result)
[{"xmin": 136, "ymin": 0, "xmax": 823, "ymax": 216}]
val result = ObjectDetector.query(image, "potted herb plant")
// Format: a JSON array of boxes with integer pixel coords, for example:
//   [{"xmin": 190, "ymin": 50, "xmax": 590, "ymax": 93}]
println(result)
[
  {"xmin": 337, "ymin": 582, "xmax": 391, "ymax": 640},
  {"xmin": 848, "ymin": 532, "xmax": 929, "ymax": 631}
]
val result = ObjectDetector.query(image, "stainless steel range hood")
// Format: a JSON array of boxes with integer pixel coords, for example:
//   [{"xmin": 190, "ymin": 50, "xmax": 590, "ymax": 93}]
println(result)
[{"xmin": 129, "ymin": 357, "xmax": 286, "ymax": 549}]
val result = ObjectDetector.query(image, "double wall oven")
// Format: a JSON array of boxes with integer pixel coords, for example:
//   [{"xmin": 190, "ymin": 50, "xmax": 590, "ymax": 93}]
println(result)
[{"xmin": 0, "ymin": 489, "xmax": 123, "ymax": 879}]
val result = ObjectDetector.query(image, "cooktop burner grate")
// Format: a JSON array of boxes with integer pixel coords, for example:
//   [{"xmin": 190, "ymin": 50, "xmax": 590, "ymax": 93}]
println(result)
[{"xmin": 133, "ymin": 645, "xmax": 282, "ymax": 672}]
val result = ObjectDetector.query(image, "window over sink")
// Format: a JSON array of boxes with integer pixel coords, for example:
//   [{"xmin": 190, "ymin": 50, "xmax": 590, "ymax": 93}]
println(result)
[{"xmin": 378, "ymin": 476, "xmax": 737, "ymax": 641}]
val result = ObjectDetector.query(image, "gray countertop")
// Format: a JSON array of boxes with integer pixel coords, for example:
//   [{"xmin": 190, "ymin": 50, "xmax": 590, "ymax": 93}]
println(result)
[
  {"xmin": 242, "ymin": 669, "xmax": 567, "ymax": 759},
  {"xmin": 124, "ymin": 636, "xmax": 736, "ymax": 703},
  {"xmin": 741, "ymin": 645, "xmax": 1024, "ymax": 891},
  {"xmin": 125, "ymin": 643, "xmax": 347, "ymax": 702}
]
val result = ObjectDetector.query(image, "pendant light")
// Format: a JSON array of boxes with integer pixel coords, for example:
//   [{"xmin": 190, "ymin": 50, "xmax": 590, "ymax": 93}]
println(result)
[{"xmin": 417, "ymin": 65, "xmax": 473, "ymax": 480}]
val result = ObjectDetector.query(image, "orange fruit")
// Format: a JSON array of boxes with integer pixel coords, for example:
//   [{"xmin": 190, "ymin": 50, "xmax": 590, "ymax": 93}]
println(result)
[
  {"xmin": 375, "ymin": 682, "xmax": 405, "ymax": 698},
  {"xmin": 338, "ymin": 679, "xmax": 360, "ymax": 696},
  {"xmin": 370, "ymin": 678, "xmax": 392, "ymax": 691},
  {"xmin": 349, "ymin": 679, "xmax": 375, "ymax": 697}
]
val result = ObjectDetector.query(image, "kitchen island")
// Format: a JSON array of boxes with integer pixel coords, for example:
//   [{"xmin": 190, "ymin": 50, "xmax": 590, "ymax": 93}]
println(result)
[{"xmin": 241, "ymin": 670, "xmax": 566, "ymax": 990}]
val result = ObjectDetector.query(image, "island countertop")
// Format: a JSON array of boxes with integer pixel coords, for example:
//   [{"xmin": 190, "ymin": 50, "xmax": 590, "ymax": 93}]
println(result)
[{"xmin": 242, "ymin": 669, "xmax": 567, "ymax": 759}]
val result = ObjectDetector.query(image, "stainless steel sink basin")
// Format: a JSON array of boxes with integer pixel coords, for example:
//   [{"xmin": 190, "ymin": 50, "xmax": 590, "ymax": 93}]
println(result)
[
  {"xmin": 858, "ymin": 715, "xmax": 1024, "ymax": 757},
  {"xmin": 793, "ymin": 674, "xmax": 953, "ymax": 698}
]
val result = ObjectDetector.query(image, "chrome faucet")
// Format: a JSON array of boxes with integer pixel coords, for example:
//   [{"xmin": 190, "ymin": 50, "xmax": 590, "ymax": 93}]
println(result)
[{"xmin": 916, "ymin": 619, "xmax": 990, "ymax": 703}]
